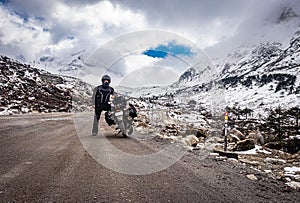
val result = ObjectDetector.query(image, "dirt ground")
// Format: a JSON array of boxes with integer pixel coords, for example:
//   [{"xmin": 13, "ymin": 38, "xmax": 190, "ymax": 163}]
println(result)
[{"xmin": 0, "ymin": 113, "xmax": 299, "ymax": 202}]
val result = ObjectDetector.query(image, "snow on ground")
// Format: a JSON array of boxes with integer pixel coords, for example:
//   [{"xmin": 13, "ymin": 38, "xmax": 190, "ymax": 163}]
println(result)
[
  {"xmin": 284, "ymin": 166, "xmax": 300, "ymax": 173},
  {"xmin": 235, "ymin": 145, "xmax": 272, "ymax": 155}
]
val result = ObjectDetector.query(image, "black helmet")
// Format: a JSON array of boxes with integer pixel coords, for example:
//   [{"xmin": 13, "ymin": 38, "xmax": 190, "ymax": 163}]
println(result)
[{"xmin": 101, "ymin": 75, "xmax": 111, "ymax": 84}]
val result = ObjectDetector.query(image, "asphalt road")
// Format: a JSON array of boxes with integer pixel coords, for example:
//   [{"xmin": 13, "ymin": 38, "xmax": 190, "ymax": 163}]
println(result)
[{"xmin": 0, "ymin": 113, "xmax": 299, "ymax": 203}]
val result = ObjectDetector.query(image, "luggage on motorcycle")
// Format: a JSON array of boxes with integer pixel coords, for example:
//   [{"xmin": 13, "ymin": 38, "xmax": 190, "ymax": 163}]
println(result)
[
  {"xmin": 112, "ymin": 95, "xmax": 127, "ymax": 108},
  {"xmin": 128, "ymin": 104, "xmax": 137, "ymax": 119},
  {"xmin": 105, "ymin": 111, "xmax": 115, "ymax": 126}
]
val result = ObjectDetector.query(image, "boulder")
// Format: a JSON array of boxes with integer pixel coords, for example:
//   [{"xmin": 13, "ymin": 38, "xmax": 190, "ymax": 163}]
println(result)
[
  {"xmin": 285, "ymin": 181, "xmax": 300, "ymax": 190},
  {"xmin": 282, "ymin": 137, "xmax": 300, "ymax": 154},
  {"xmin": 196, "ymin": 127, "xmax": 208, "ymax": 138},
  {"xmin": 265, "ymin": 141, "xmax": 282, "ymax": 150},
  {"xmin": 21, "ymin": 106, "xmax": 30, "ymax": 113},
  {"xmin": 182, "ymin": 135, "xmax": 199, "ymax": 147},
  {"xmin": 248, "ymin": 129, "xmax": 264, "ymax": 145},
  {"xmin": 240, "ymin": 159, "xmax": 260, "ymax": 166},
  {"xmin": 246, "ymin": 174, "xmax": 258, "ymax": 181},
  {"xmin": 228, "ymin": 134, "xmax": 241, "ymax": 143},
  {"xmin": 264, "ymin": 157, "xmax": 286, "ymax": 164},
  {"xmin": 166, "ymin": 124, "xmax": 177, "ymax": 130},
  {"xmin": 185, "ymin": 127, "xmax": 208, "ymax": 138},
  {"xmin": 165, "ymin": 124, "xmax": 179, "ymax": 136},
  {"xmin": 135, "ymin": 114, "xmax": 150, "ymax": 124},
  {"xmin": 234, "ymin": 139, "xmax": 255, "ymax": 151},
  {"xmin": 228, "ymin": 128, "xmax": 246, "ymax": 143},
  {"xmin": 136, "ymin": 121, "xmax": 149, "ymax": 128}
]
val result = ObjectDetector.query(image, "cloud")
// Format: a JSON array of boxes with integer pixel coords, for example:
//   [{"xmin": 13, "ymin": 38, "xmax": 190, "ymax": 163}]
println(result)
[
  {"xmin": 117, "ymin": 0, "xmax": 257, "ymax": 46},
  {"xmin": 1, "ymin": 0, "xmax": 300, "ymax": 87},
  {"xmin": 1, "ymin": 0, "xmax": 299, "ymax": 60},
  {"xmin": 205, "ymin": 0, "xmax": 300, "ymax": 58},
  {"xmin": 0, "ymin": 0, "xmax": 148, "ymax": 61},
  {"xmin": 119, "ymin": 65, "xmax": 179, "ymax": 88},
  {"xmin": 0, "ymin": 5, "xmax": 51, "ymax": 60},
  {"xmin": 118, "ymin": 0, "xmax": 300, "ymax": 51}
]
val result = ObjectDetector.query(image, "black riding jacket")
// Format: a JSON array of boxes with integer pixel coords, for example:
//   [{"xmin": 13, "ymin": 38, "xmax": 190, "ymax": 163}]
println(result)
[{"xmin": 92, "ymin": 85, "xmax": 114, "ymax": 107}]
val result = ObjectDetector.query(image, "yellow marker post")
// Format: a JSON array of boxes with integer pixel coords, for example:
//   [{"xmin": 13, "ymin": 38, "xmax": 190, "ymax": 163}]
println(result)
[{"xmin": 225, "ymin": 112, "xmax": 228, "ymax": 122}]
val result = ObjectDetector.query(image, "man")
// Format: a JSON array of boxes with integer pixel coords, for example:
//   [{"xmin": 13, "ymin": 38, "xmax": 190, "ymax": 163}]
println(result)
[{"xmin": 91, "ymin": 75, "xmax": 114, "ymax": 136}]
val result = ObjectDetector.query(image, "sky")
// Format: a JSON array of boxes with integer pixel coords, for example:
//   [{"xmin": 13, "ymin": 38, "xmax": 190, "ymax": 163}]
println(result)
[{"xmin": 0, "ymin": 0, "xmax": 299, "ymax": 87}]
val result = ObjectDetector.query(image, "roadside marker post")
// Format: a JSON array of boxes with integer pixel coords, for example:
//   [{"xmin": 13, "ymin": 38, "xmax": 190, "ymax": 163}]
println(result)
[{"xmin": 224, "ymin": 111, "xmax": 228, "ymax": 151}]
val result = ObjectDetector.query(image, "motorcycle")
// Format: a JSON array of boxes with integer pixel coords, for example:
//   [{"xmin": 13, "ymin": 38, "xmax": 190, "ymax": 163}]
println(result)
[{"xmin": 105, "ymin": 95, "xmax": 134, "ymax": 138}]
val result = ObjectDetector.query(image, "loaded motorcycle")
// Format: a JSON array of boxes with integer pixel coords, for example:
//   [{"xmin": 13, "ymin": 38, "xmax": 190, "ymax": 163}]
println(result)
[{"xmin": 105, "ymin": 95, "xmax": 135, "ymax": 138}]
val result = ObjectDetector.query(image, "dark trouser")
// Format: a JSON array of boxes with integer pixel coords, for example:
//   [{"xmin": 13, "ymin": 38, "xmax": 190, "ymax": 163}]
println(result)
[{"xmin": 92, "ymin": 104, "xmax": 111, "ymax": 134}]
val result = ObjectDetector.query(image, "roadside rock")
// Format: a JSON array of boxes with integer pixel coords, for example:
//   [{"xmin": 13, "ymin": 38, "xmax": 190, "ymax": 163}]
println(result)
[
  {"xmin": 265, "ymin": 141, "xmax": 283, "ymax": 150},
  {"xmin": 135, "ymin": 114, "xmax": 150, "ymax": 124},
  {"xmin": 234, "ymin": 139, "xmax": 255, "ymax": 151},
  {"xmin": 246, "ymin": 174, "xmax": 258, "ymax": 181},
  {"xmin": 264, "ymin": 157, "xmax": 287, "ymax": 164},
  {"xmin": 215, "ymin": 156, "xmax": 227, "ymax": 161},
  {"xmin": 285, "ymin": 181, "xmax": 300, "ymax": 190},
  {"xmin": 163, "ymin": 124, "xmax": 179, "ymax": 136},
  {"xmin": 240, "ymin": 159, "xmax": 260, "ymax": 166},
  {"xmin": 248, "ymin": 130, "xmax": 264, "ymax": 145},
  {"xmin": 136, "ymin": 121, "xmax": 149, "ymax": 128},
  {"xmin": 228, "ymin": 134, "xmax": 240, "ymax": 143},
  {"xmin": 185, "ymin": 127, "xmax": 208, "ymax": 138},
  {"xmin": 182, "ymin": 135, "xmax": 199, "ymax": 147},
  {"xmin": 231, "ymin": 128, "xmax": 246, "ymax": 140},
  {"xmin": 209, "ymin": 153, "xmax": 220, "ymax": 157},
  {"xmin": 282, "ymin": 136, "xmax": 300, "ymax": 154}
]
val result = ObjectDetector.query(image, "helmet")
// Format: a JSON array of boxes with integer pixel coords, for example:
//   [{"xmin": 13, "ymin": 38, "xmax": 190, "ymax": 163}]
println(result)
[{"xmin": 101, "ymin": 75, "xmax": 111, "ymax": 84}]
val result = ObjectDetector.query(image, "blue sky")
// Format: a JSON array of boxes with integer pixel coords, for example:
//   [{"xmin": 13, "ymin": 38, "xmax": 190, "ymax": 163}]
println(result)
[
  {"xmin": 143, "ymin": 41, "xmax": 193, "ymax": 58},
  {"xmin": 0, "ymin": 0, "xmax": 9, "ymax": 4}
]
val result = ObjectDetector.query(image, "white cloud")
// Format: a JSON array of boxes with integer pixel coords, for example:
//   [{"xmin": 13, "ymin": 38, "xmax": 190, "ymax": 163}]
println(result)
[
  {"xmin": 119, "ymin": 66, "xmax": 179, "ymax": 87},
  {"xmin": 0, "ymin": 6, "xmax": 51, "ymax": 60},
  {"xmin": 45, "ymin": 38, "xmax": 77, "ymax": 56},
  {"xmin": 47, "ymin": 1, "xmax": 148, "ymax": 56},
  {"xmin": 122, "ymin": 54, "xmax": 162, "ymax": 74},
  {"xmin": 51, "ymin": 1, "xmax": 146, "ymax": 33},
  {"xmin": 0, "ymin": 0, "xmax": 148, "ymax": 61}
]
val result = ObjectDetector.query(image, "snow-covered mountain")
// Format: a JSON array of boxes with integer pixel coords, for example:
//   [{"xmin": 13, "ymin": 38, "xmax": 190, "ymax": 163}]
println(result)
[
  {"xmin": 222, "ymin": 30, "xmax": 299, "ymax": 105},
  {"xmin": 157, "ymin": 6, "xmax": 300, "ymax": 114},
  {"xmin": 172, "ymin": 30, "xmax": 300, "ymax": 116},
  {"xmin": 0, "ymin": 55, "xmax": 93, "ymax": 115},
  {"xmin": 173, "ymin": 63, "xmax": 219, "ymax": 88},
  {"xmin": 32, "ymin": 50, "xmax": 89, "ymax": 78}
]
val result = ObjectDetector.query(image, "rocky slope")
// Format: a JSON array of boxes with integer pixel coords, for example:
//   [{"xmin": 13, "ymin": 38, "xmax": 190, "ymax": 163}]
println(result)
[{"xmin": 0, "ymin": 55, "xmax": 93, "ymax": 115}]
